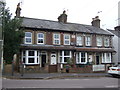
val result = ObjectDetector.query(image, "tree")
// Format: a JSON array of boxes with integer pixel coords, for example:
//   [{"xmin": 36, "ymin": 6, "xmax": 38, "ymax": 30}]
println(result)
[{"xmin": 3, "ymin": 8, "xmax": 24, "ymax": 64}]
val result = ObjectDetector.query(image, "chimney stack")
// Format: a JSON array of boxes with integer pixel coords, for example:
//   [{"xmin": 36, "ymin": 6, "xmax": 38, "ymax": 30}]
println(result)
[
  {"xmin": 91, "ymin": 16, "xmax": 100, "ymax": 28},
  {"xmin": 15, "ymin": 3, "xmax": 21, "ymax": 17},
  {"xmin": 58, "ymin": 10, "xmax": 67, "ymax": 23}
]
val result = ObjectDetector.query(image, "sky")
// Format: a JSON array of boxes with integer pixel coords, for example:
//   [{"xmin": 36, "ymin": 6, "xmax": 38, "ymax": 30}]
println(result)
[{"xmin": 5, "ymin": 0, "xmax": 120, "ymax": 30}]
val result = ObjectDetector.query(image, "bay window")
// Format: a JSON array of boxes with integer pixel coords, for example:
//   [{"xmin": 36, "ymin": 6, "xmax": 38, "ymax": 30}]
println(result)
[
  {"xmin": 76, "ymin": 52, "xmax": 87, "ymax": 64},
  {"xmin": 102, "ymin": 53, "xmax": 111, "ymax": 63},
  {"xmin": 59, "ymin": 51, "xmax": 72, "ymax": 63},
  {"xmin": 22, "ymin": 50, "xmax": 39, "ymax": 64}
]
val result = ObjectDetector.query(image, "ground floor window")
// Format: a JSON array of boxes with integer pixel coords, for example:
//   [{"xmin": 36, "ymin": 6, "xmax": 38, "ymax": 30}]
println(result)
[
  {"xmin": 102, "ymin": 53, "xmax": 111, "ymax": 63},
  {"xmin": 59, "ymin": 51, "xmax": 72, "ymax": 63},
  {"xmin": 76, "ymin": 52, "xmax": 87, "ymax": 64},
  {"xmin": 22, "ymin": 50, "xmax": 39, "ymax": 64}
]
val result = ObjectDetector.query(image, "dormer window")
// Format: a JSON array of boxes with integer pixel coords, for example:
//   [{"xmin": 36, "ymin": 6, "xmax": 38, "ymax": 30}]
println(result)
[{"xmin": 25, "ymin": 32, "xmax": 32, "ymax": 44}]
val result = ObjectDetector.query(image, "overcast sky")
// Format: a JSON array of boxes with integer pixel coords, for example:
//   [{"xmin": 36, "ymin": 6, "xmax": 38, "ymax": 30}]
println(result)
[{"xmin": 5, "ymin": 0, "xmax": 120, "ymax": 30}]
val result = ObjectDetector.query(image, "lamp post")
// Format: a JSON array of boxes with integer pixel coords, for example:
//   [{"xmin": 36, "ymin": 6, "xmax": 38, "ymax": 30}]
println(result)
[{"xmin": 0, "ymin": 0, "xmax": 5, "ymax": 75}]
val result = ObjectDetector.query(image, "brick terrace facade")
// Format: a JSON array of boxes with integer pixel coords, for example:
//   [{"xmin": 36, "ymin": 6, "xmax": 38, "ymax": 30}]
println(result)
[{"xmin": 18, "ymin": 12, "xmax": 115, "ymax": 73}]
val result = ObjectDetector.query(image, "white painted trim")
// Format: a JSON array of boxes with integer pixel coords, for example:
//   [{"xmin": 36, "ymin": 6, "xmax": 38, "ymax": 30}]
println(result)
[
  {"xmin": 37, "ymin": 33, "xmax": 44, "ymax": 44},
  {"xmin": 24, "ymin": 32, "xmax": 32, "ymax": 44}
]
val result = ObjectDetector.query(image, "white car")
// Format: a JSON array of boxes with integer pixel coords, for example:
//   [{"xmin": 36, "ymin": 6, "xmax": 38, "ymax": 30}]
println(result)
[{"xmin": 108, "ymin": 64, "xmax": 120, "ymax": 77}]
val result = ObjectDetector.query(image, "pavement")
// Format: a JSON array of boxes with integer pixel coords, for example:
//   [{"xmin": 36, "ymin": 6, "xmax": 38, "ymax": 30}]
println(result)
[{"xmin": 2, "ymin": 72, "xmax": 109, "ymax": 79}]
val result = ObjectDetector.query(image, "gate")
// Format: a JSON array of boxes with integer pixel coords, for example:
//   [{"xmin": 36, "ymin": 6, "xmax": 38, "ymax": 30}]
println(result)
[{"xmin": 49, "ymin": 65, "xmax": 57, "ymax": 73}]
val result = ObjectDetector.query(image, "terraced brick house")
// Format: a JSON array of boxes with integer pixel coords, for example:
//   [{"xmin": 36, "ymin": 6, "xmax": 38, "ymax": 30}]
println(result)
[{"xmin": 18, "ymin": 11, "xmax": 115, "ymax": 73}]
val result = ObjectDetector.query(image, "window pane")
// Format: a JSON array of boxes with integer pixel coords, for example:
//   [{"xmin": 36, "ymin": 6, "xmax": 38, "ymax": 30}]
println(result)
[
  {"xmin": 81, "ymin": 58, "xmax": 85, "ymax": 62},
  {"xmin": 65, "ymin": 41, "xmax": 69, "ymax": 44},
  {"xmin": 28, "ymin": 51, "xmax": 34, "ymax": 56},
  {"xmin": 54, "ymin": 34, "xmax": 59, "ymax": 39},
  {"xmin": 23, "ymin": 58, "xmax": 25, "ymax": 63},
  {"xmin": 81, "ymin": 52, "xmax": 85, "ymax": 62},
  {"xmin": 28, "ymin": 58, "xmax": 34, "ymax": 63},
  {"xmin": 38, "ymin": 39, "xmax": 43, "ymax": 43},
  {"xmin": 23, "ymin": 51, "xmax": 25, "ymax": 56},
  {"xmin": 25, "ymin": 32, "xmax": 31, "ymax": 37},
  {"xmin": 64, "ymin": 51, "xmax": 70, "ymax": 56},
  {"xmin": 38, "ymin": 33, "xmax": 43, "ymax": 38},
  {"xmin": 60, "ymin": 51, "xmax": 62, "ymax": 56},
  {"xmin": 55, "ymin": 40, "xmax": 59, "ymax": 44},
  {"xmin": 26, "ymin": 38, "xmax": 31, "ymax": 43},
  {"xmin": 64, "ymin": 57, "xmax": 69, "ymax": 62},
  {"xmin": 65, "ymin": 35, "xmax": 69, "ymax": 39}
]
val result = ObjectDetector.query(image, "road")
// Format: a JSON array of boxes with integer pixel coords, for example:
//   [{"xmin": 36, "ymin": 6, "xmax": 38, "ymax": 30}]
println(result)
[{"xmin": 2, "ymin": 77, "xmax": 119, "ymax": 89}]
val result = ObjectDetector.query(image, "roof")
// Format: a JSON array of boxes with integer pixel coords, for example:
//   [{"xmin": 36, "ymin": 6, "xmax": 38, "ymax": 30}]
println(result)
[
  {"xmin": 108, "ymin": 29, "xmax": 120, "ymax": 37},
  {"xmin": 21, "ymin": 17, "xmax": 113, "ymax": 35}
]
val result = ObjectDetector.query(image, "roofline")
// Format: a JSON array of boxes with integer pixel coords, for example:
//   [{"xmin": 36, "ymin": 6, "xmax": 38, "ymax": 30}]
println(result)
[
  {"xmin": 20, "ymin": 17, "xmax": 113, "ymax": 36},
  {"xmin": 20, "ymin": 26, "xmax": 113, "ymax": 36}
]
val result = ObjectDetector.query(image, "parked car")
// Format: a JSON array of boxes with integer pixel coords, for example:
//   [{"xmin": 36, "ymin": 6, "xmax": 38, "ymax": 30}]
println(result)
[{"xmin": 108, "ymin": 64, "xmax": 120, "ymax": 77}]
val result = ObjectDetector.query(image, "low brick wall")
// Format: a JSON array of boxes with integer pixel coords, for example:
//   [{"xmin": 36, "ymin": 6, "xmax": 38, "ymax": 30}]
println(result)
[
  {"xmin": 4, "ymin": 64, "xmax": 12, "ymax": 73},
  {"xmin": 62, "ymin": 65, "xmax": 92, "ymax": 73}
]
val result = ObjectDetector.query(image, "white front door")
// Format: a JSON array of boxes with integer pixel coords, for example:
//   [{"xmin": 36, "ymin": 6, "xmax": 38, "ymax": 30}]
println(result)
[{"xmin": 51, "ymin": 54, "xmax": 57, "ymax": 65}]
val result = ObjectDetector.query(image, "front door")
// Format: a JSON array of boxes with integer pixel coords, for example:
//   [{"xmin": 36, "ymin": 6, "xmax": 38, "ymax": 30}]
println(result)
[
  {"xmin": 96, "ymin": 55, "xmax": 100, "ymax": 65},
  {"xmin": 51, "ymin": 54, "xmax": 57, "ymax": 65},
  {"xmin": 41, "ymin": 55, "xmax": 46, "ymax": 67}
]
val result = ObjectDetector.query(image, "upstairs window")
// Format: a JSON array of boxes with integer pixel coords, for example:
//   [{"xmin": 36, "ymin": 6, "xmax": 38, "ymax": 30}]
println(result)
[
  {"xmin": 85, "ymin": 36, "xmax": 91, "ymax": 46},
  {"xmin": 64, "ymin": 34, "xmax": 70, "ymax": 45},
  {"xmin": 76, "ymin": 35, "xmax": 83, "ymax": 46},
  {"xmin": 104, "ymin": 37, "xmax": 109, "ymax": 47},
  {"xmin": 37, "ymin": 33, "xmax": 44, "ymax": 44},
  {"xmin": 25, "ymin": 32, "xmax": 32, "ymax": 44},
  {"xmin": 53, "ymin": 33, "xmax": 60, "ymax": 45},
  {"xmin": 97, "ymin": 36, "xmax": 102, "ymax": 46}
]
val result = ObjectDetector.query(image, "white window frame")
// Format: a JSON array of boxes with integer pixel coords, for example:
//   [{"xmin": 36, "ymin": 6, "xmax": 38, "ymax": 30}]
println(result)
[
  {"xmin": 102, "ymin": 53, "xmax": 111, "ymax": 63},
  {"xmin": 25, "ymin": 32, "xmax": 32, "ymax": 44},
  {"xmin": 59, "ymin": 51, "xmax": 72, "ymax": 63},
  {"xmin": 104, "ymin": 37, "xmax": 109, "ymax": 47},
  {"xmin": 64, "ymin": 34, "xmax": 70, "ymax": 45},
  {"xmin": 76, "ymin": 52, "xmax": 87, "ymax": 64},
  {"xmin": 97, "ymin": 36, "xmax": 102, "ymax": 46},
  {"xmin": 53, "ymin": 33, "xmax": 60, "ymax": 45},
  {"xmin": 76, "ymin": 35, "xmax": 83, "ymax": 46},
  {"xmin": 85, "ymin": 36, "xmax": 91, "ymax": 46},
  {"xmin": 22, "ymin": 50, "xmax": 39, "ymax": 65},
  {"xmin": 37, "ymin": 33, "xmax": 44, "ymax": 44}
]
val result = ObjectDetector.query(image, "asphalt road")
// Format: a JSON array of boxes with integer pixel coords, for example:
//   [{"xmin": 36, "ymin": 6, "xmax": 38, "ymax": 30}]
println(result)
[{"xmin": 2, "ymin": 77, "xmax": 119, "ymax": 89}]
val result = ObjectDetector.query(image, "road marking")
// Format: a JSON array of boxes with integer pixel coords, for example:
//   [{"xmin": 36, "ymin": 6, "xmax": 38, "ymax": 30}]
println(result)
[{"xmin": 105, "ymin": 85, "xmax": 118, "ymax": 88}]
